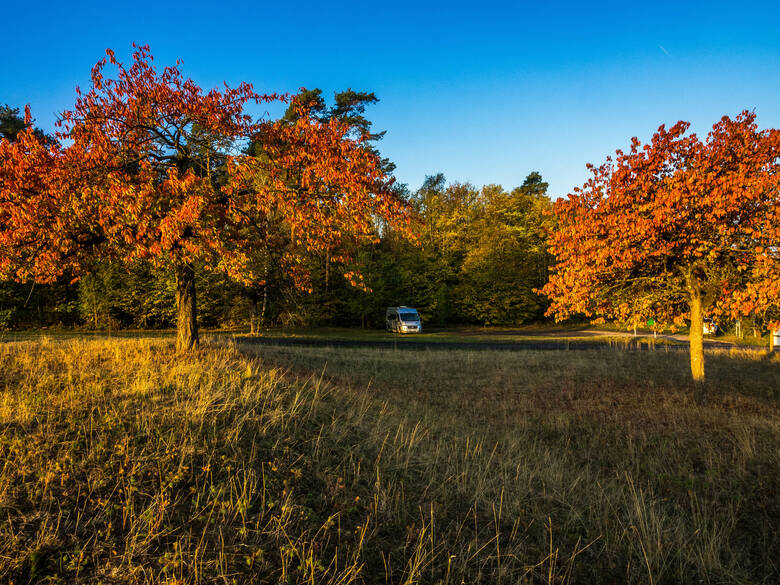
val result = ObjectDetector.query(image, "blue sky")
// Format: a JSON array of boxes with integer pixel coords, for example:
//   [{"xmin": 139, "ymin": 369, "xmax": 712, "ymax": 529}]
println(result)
[{"xmin": 2, "ymin": 0, "xmax": 779, "ymax": 198}]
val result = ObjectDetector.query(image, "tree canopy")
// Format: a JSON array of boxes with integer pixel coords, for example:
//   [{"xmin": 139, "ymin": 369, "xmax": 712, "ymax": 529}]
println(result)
[
  {"xmin": 0, "ymin": 104, "xmax": 28, "ymax": 141},
  {"xmin": 542, "ymin": 111, "xmax": 780, "ymax": 383},
  {"xmin": 0, "ymin": 45, "xmax": 413, "ymax": 350}
]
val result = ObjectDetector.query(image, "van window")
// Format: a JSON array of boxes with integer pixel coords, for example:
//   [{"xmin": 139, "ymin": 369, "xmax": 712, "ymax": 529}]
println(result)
[{"xmin": 399, "ymin": 311, "xmax": 419, "ymax": 322}]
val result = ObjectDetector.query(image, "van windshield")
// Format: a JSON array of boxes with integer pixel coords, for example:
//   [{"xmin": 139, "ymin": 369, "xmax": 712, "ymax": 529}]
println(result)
[{"xmin": 399, "ymin": 312, "xmax": 419, "ymax": 322}]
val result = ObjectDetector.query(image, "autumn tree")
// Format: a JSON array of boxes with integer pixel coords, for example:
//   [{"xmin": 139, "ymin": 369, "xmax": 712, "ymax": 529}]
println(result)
[
  {"xmin": 542, "ymin": 111, "xmax": 780, "ymax": 386},
  {"xmin": 0, "ymin": 45, "xmax": 412, "ymax": 351},
  {"xmin": 244, "ymin": 88, "xmax": 398, "ymax": 327}
]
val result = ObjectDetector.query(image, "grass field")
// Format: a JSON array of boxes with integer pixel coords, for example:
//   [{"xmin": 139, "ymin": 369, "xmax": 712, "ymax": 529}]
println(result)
[
  {"xmin": 238, "ymin": 325, "xmax": 661, "ymax": 344},
  {"xmin": 0, "ymin": 337, "xmax": 778, "ymax": 584},
  {"xmin": 2, "ymin": 322, "xmax": 771, "ymax": 350},
  {"xmin": 239, "ymin": 324, "xmax": 772, "ymax": 349}
]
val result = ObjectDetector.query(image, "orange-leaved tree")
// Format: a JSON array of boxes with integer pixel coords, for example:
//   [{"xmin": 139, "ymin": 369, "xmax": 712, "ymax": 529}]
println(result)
[
  {"xmin": 541, "ymin": 111, "xmax": 780, "ymax": 384},
  {"xmin": 0, "ymin": 45, "xmax": 413, "ymax": 351}
]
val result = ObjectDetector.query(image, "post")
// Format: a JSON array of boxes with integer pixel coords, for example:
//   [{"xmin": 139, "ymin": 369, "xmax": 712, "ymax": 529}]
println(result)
[
  {"xmin": 249, "ymin": 298, "xmax": 257, "ymax": 335},
  {"xmin": 176, "ymin": 263, "xmax": 199, "ymax": 352}
]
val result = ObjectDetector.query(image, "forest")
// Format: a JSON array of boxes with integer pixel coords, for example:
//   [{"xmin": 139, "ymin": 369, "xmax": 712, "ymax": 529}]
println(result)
[{"xmin": 0, "ymin": 100, "xmax": 553, "ymax": 332}]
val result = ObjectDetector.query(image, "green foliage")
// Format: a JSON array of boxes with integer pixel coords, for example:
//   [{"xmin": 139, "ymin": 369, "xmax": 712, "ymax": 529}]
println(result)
[
  {"xmin": 375, "ymin": 172, "xmax": 553, "ymax": 327},
  {"xmin": 0, "ymin": 279, "xmax": 79, "ymax": 329},
  {"xmin": 0, "ymin": 104, "xmax": 27, "ymax": 141},
  {"xmin": 455, "ymin": 174, "xmax": 553, "ymax": 325},
  {"xmin": 0, "ymin": 102, "xmax": 55, "ymax": 144},
  {"xmin": 75, "ymin": 262, "xmax": 250, "ymax": 329}
]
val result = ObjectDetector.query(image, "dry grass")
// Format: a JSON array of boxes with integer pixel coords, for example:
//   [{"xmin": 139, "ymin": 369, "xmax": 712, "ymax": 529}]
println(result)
[{"xmin": 0, "ymin": 338, "xmax": 778, "ymax": 584}]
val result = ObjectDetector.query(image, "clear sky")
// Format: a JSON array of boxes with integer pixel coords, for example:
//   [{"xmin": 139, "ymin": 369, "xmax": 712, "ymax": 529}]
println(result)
[{"xmin": 2, "ymin": 0, "xmax": 779, "ymax": 199}]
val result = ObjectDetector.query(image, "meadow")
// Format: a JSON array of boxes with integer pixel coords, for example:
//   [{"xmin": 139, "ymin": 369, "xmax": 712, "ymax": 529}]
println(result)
[{"xmin": 0, "ymin": 337, "xmax": 778, "ymax": 584}]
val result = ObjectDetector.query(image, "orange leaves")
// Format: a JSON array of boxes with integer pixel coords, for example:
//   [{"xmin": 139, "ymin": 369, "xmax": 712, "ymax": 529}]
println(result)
[
  {"xmin": 226, "ymin": 94, "xmax": 413, "ymax": 286},
  {"xmin": 0, "ymin": 47, "xmax": 413, "ymax": 296},
  {"xmin": 542, "ymin": 110, "xmax": 780, "ymax": 329},
  {"xmin": 0, "ymin": 123, "xmax": 83, "ymax": 283}
]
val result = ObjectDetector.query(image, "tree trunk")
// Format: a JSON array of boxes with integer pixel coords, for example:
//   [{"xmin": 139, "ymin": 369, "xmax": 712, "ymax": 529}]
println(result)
[
  {"xmin": 260, "ymin": 284, "xmax": 268, "ymax": 327},
  {"xmin": 260, "ymin": 247, "xmax": 269, "ymax": 329},
  {"xmin": 324, "ymin": 251, "xmax": 330, "ymax": 291},
  {"xmin": 176, "ymin": 263, "xmax": 199, "ymax": 352},
  {"xmin": 689, "ymin": 290, "xmax": 704, "ymax": 381},
  {"xmin": 689, "ymin": 288, "xmax": 705, "ymax": 401},
  {"xmin": 249, "ymin": 298, "xmax": 257, "ymax": 335}
]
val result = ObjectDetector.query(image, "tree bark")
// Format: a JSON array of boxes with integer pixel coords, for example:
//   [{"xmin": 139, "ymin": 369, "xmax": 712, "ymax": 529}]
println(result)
[
  {"xmin": 176, "ymin": 263, "xmax": 199, "ymax": 352},
  {"xmin": 260, "ymin": 246, "xmax": 269, "ymax": 329},
  {"xmin": 260, "ymin": 284, "xmax": 268, "ymax": 327},
  {"xmin": 689, "ymin": 287, "xmax": 705, "ymax": 403},
  {"xmin": 324, "ymin": 251, "xmax": 330, "ymax": 291}
]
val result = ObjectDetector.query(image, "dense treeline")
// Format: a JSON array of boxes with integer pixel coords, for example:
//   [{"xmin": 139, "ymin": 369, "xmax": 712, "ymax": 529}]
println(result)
[
  {"xmin": 1, "ymin": 94, "xmax": 554, "ymax": 331},
  {"xmin": 0, "ymin": 178, "xmax": 553, "ymax": 330},
  {"xmin": 6, "ymin": 94, "xmax": 777, "ymax": 339},
  {"xmin": 266, "ymin": 171, "xmax": 553, "ymax": 329}
]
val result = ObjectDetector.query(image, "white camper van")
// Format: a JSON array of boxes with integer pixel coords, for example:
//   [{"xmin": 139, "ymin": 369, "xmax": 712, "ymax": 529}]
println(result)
[
  {"xmin": 703, "ymin": 318, "xmax": 719, "ymax": 336},
  {"xmin": 386, "ymin": 307, "xmax": 422, "ymax": 334}
]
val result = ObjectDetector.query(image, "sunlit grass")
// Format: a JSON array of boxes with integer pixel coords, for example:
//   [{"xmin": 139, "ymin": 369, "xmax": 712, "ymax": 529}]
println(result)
[{"xmin": 1, "ymin": 337, "xmax": 777, "ymax": 583}]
